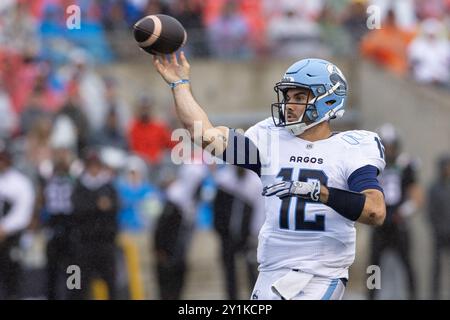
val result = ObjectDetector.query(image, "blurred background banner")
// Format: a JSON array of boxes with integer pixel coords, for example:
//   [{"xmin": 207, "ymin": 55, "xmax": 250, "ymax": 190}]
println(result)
[{"xmin": 0, "ymin": 0, "xmax": 449, "ymax": 300}]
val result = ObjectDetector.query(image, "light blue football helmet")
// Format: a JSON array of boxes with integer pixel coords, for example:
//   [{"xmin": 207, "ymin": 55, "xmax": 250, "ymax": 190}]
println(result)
[{"xmin": 271, "ymin": 58, "xmax": 348, "ymax": 136}]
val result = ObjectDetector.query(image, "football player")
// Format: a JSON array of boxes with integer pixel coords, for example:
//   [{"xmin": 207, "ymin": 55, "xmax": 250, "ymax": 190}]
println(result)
[
  {"xmin": 152, "ymin": 53, "xmax": 386, "ymax": 300},
  {"xmin": 368, "ymin": 123, "xmax": 423, "ymax": 300}
]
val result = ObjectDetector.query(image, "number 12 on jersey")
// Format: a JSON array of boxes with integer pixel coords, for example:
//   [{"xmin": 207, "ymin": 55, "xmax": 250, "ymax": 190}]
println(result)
[{"xmin": 277, "ymin": 168, "xmax": 328, "ymax": 231}]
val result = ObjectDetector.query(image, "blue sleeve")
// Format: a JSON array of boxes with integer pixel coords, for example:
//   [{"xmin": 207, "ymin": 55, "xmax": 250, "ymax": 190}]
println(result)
[
  {"xmin": 220, "ymin": 129, "xmax": 261, "ymax": 176},
  {"xmin": 347, "ymin": 165, "xmax": 383, "ymax": 193}
]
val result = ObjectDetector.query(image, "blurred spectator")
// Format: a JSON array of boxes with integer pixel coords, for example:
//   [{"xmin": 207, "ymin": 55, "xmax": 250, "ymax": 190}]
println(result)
[
  {"xmin": 370, "ymin": 0, "xmax": 417, "ymax": 31},
  {"xmin": 207, "ymin": 1, "xmax": 252, "ymax": 59},
  {"xmin": 361, "ymin": 9, "xmax": 416, "ymax": 76},
  {"xmin": 38, "ymin": 147, "xmax": 77, "ymax": 300},
  {"xmin": 428, "ymin": 154, "xmax": 450, "ymax": 299},
  {"xmin": 100, "ymin": 1, "xmax": 137, "ymax": 58},
  {"xmin": 19, "ymin": 115, "xmax": 54, "ymax": 182},
  {"xmin": 267, "ymin": 4, "xmax": 327, "ymax": 58},
  {"xmin": 203, "ymin": 0, "xmax": 266, "ymax": 56},
  {"xmin": 99, "ymin": 146, "xmax": 128, "ymax": 178},
  {"xmin": 91, "ymin": 109, "xmax": 128, "ymax": 151},
  {"xmin": 19, "ymin": 86, "xmax": 51, "ymax": 136},
  {"xmin": 117, "ymin": 155, "xmax": 158, "ymax": 232},
  {"xmin": 0, "ymin": 139, "xmax": 35, "ymax": 299},
  {"xmin": 263, "ymin": 0, "xmax": 324, "ymax": 20},
  {"xmin": 100, "ymin": 0, "xmax": 129, "ymax": 32},
  {"xmin": 4, "ymin": 51, "xmax": 42, "ymax": 114},
  {"xmin": 103, "ymin": 76, "xmax": 131, "ymax": 133},
  {"xmin": 415, "ymin": 0, "xmax": 448, "ymax": 20},
  {"xmin": 58, "ymin": 83, "xmax": 90, "ymax": 156},
  {"xmin": 122, "ymin": 0, "xmax": 171, "ymax": 26},
  {"xmin": 408, "ymin": 19, "xmax": 450, "ymax": 86},
  {"xmin": 143, "ymin": 0, "xmax": 170, "ymax": 16},
  {"xmin": 0, "ymin": 1, "xmax": 40, "ymax": 56},
  {"xmin": 394, "ymin": 0, "xmax": 418, "ymax": 31},
  {"xmin": 212, "ymin": 165, "xmax": 263, "ymax": 299},
  {"xmin": 123, "ymin": 0, "xmax": 148, "ymax": 25},
  {"xmin": 0, "ymin": 79, "xmax": 17, "ymax": 139},
  {"xmin": 5, "ymin": 57, "xmax": 63, "ymax": 121},
  {"xmin": 50, "ymin": 114, "xmax": 78, "ymax": 154},
  {"xmin": 234, "ymin": 0, "xmax": 266, "ymax": 56},
  {"xmin": 318, "ymin": 3, "xmax": 351, "ymax": 57},
  {"xmin": 30, "ymin": 64, "xmax": 65, "ymax": 112},
  {"xmin": 342, "ymin": 0, "xmax": 370, "ymax": 50},
  {"xmin": 154, "ymin": 162, "xmax": 207, "ymax": 300},
  {"xmin": 70, "ymin": 150, "xmax": 119, "ymax": 299},
  {"xmin": 369, "ymin": 123, "xmax": 424, "ymax": 300},
  {"xmin": 171, "ymin": 0, "xmax": 209, "ymax": 57},
  {"xmin": 66, "ymin": 50, "xmax": 108, "ymax": 132},
  {"xmin": 128, "ymin": 96, "xmax": 175, "ymax": 166}
]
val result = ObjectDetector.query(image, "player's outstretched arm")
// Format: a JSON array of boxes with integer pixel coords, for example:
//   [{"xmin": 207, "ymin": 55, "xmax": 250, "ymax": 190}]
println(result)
[{"xmin": 152, "ymin": 52, "xmax": 229, "ymax": 154}]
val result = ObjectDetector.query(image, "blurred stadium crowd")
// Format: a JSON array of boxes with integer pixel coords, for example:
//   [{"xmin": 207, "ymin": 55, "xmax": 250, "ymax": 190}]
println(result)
[{"xmin": 0, "ymin": 0, "xmax": 449, "ymax": 300}]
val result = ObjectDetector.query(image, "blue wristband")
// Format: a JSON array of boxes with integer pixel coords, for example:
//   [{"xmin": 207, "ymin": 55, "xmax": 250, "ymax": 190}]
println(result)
[{"xmin": 169, "ymin": 79, "xmax": 189, "ymax": 89}]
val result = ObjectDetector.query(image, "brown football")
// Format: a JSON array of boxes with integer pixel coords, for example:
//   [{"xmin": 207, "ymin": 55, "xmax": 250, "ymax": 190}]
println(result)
[{"xmin": 133, "ymin": 14, "xmax": 187, "ymax": 55}]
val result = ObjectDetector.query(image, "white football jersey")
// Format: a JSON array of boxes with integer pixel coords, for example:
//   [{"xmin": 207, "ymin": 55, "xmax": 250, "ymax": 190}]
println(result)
[{"xmin": 244, "ymin": 118, "xmax": 385, "ymax": 279}]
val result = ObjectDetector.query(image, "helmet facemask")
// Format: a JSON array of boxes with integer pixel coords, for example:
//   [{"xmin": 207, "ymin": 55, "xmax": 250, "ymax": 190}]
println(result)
[{"xmin": 271, "ymin": 83, "xmax": 321, "ymax": 136}]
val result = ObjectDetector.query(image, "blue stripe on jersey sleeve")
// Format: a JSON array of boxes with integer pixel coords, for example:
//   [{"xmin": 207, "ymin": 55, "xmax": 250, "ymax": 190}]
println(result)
[
  {"xmin": 347, "ymin": 165, "xmax": 383, "ymax": 193},
  {"xmin": 221, "ymin": 129, "xmax": 261, "ymax": 176}
]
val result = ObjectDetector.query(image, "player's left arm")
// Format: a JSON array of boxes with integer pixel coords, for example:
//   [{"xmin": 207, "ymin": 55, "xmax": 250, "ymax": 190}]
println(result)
[
  {"xmin": 262, "ymin": 180, "xmax": 386, "ymax": 226},
  {"xmin": 319, "ymin": 133, "xmax": 387, "ymax": 226},
  {"xmin": 359, "ymin": 189, "xmax": 386, "ymax": 226},
  {"xmin": 319, "ymin": 186, "xmax": 386, "ymax": 226}
]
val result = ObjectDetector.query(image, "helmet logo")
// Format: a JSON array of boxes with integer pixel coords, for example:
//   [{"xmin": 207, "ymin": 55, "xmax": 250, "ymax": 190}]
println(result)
[
  {"xmin": 326, "ymin": 64, "xmax": 334, "ymax": 74},
  {"xmin": 282, "ymin": 76, "xmax": 294, "ymax": 82},
  {"xmin": 326, "ymin": 64, "xmax": 347, "ymax": 96},
  {"xmin": 327, "ymin": 64, "xmax": 346, "ymax": 81}
]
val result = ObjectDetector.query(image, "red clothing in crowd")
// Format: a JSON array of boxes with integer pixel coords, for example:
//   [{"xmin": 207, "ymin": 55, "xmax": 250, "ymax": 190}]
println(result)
[{"xmin": 128, "ymin": 119, "xmax": 176, "ymax": 165}]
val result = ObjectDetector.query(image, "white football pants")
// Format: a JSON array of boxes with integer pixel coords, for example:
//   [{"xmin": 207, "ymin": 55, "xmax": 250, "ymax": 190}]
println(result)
[{"xmin": 250, "ymin": 268, "xmax": 346, "ymax": 300}]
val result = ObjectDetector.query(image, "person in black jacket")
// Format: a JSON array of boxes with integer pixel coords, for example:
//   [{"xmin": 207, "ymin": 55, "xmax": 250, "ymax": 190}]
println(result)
[
  {"xmin": 369, "ymin": 124, "xmax": 423, "ymax": 300},
  {"xmin": 0, "ymin": 140, "xmax": 35, "ymax": 299},
  {"xmin": 212, "ymin": 166, "xmax": 262, "ymax": 300},
  {"xmin": 70, "ymin": 150, "xmax": 119, "ymax": 300},
  {"xmin": 153, "ymin": 163, "xmax": 207, "ymax": 300},
  {"xmin": 428, "ymin": 154, "xmax": 450, "ymax": 299},
  {"xmin": 38, "ymin": 148, "xmax": 77, "ymax": 300}
]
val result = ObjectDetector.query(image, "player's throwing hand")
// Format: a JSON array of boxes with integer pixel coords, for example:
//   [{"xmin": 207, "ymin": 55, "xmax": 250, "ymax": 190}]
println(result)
[{"xmin": 152, "ymin": 51, "xmax": 190, "ymax": 85}]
